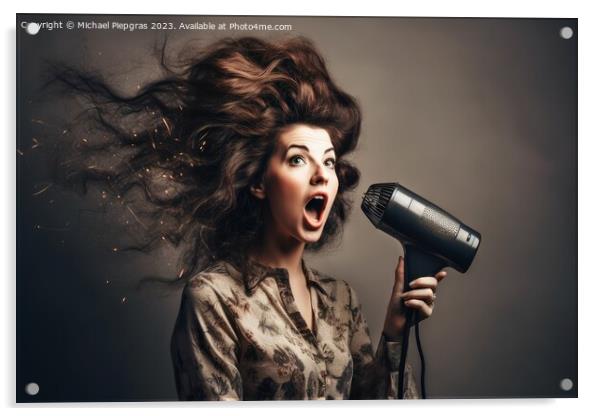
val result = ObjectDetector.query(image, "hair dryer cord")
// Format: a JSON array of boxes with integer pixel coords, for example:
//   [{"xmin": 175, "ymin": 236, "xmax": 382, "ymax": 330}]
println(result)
[
  {"xmin": 398, "ymin": 313, "xmax": 427, "ymax": 399},
  {"xmin": 415, "ymin": 321, "xmax": 427, "ymax": 399}
]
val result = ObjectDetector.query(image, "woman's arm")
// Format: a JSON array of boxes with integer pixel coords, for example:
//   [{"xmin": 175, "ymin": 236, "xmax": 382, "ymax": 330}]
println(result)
[
  {"xmin": 347, "ymin": 282, "xmax": 419, "ymax": 399},
  {"xmin": 170, "ymin": 277, "xmax": 242, "ymax": 400}
]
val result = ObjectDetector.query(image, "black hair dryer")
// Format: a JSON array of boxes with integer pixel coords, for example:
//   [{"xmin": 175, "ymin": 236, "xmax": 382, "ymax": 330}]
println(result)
[{"xmin": 361, "ymin": 182, "xmax": 482, "ymax": 399}]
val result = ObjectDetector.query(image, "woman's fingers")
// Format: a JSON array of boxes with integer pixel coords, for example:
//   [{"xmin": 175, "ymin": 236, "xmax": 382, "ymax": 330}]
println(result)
[
  {"xmin": 408, "ymin": 276, "xmax": 440, "ymax": 291},
  {"xmin": 403, "ymin": 298, "xmax": 433, "ymax": 318},
  {"xmin": 391, "ymin": 256, "xmax": 405, "ymax": 294},
  {"xmin": 401, "ymin": 288, "xmax": 435, "ymax": 303},
  {"xmin": 395, "ymin": 256, "xmax": 405, "ymax": 282},
  {"xmin": 435, "ymin": 270, "xmax": 448, "ymax": 282},
  {"xmin": 400, "ymin": 269, "xmax": 447, "ymax": 321}
]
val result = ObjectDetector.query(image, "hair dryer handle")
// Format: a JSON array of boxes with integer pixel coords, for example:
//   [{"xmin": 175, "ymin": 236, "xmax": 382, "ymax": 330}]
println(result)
[{"xmin": 402, "ymin": 244, "xmax": 446, "ymax": 326}]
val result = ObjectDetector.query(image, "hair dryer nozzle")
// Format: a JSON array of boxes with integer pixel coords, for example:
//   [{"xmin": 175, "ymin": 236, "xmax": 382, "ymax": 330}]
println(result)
[{"xmin": 361, "ymin": 183, "xmax": 397, "ymax": 226}]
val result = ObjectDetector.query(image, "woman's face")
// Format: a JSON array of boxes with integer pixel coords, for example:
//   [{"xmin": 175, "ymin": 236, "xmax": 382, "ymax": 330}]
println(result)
[{"xmin": 252, "ymin": 123, "xmax": 339, "ymax": 245}]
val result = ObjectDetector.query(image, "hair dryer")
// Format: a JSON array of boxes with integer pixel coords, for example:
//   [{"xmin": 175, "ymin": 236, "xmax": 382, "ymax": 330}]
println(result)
[{"xmin": 361, "ymin": 182, "xmax": 481, "ymax": 399}]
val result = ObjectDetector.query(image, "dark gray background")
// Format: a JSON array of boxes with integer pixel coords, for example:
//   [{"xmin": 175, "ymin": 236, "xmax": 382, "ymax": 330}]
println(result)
[{"xmin": 16, "ymin": 15, "xmax": 577, "ymax": 401}]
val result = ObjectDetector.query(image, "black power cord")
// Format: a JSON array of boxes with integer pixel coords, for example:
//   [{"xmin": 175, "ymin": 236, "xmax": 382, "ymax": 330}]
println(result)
[
  {"xmin": 397, "ymin": 310, "xmax": 427, "ymax": 399},
  {"xmin": 415, "ymin": 321, "xmax": 427, "ymax": 399}
]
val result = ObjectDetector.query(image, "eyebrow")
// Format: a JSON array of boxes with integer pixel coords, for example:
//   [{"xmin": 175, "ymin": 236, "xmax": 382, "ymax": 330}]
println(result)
[{"xmin": 286, "ymin": 144, "xmax": 335, "ymax": 155}]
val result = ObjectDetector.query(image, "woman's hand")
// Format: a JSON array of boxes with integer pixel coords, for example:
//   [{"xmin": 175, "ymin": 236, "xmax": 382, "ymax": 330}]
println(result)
[{"xmin": 382, "ymin": 256, "xmax": 447, "ymax": 341}]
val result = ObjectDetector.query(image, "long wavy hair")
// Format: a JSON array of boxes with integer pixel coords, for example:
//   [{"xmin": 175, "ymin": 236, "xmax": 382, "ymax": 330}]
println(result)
[{"xmin": 43, "ymin": 35, "xmax": 362, "ymax": 289}]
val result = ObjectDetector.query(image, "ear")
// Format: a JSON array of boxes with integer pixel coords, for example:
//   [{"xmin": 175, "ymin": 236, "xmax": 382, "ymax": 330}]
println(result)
[{"xmin": 250, "ymin": 181, "xmax": 266, "ymax": 200}]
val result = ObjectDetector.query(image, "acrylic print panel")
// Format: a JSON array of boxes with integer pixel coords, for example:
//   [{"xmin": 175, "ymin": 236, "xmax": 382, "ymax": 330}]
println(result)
[{"xmin": 16, "ymin": 14, "xmax": 577, "ymax": 402}]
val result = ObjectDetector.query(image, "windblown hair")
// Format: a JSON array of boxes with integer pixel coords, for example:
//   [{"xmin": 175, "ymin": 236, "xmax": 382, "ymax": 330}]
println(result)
[{"xmin": 45, "ymin": 35, "xmax": 362, "ymax": 288}]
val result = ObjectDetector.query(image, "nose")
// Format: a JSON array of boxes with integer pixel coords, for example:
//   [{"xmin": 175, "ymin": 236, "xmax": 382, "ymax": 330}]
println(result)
[{"xmin": 310, "ymin": 162, "xmax": 329, "ymax": 186}]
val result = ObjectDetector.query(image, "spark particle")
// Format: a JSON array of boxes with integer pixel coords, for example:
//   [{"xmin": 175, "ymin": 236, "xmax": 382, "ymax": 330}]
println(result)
[
  {"xmin": 34, "ymin": 224, "xmax": 71, "ymax": 232},
  {"xmin": 161, "ymin": 117, "xmax": 172, "ymax": 136},
  {"xmin": 121, "ymin": 297, "xmax": 127, "ymax": 304},
  {"xmin": 126, "ymin": 205, "xmax": 148, "ymax": 229},
  {"xmin": 32, "ymin": 183, "xmax": 52, "ymax": 196}
]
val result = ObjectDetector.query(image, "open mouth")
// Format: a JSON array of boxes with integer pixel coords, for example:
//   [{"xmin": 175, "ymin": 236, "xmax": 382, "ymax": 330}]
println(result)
[{"xmin": 303, "ymin": 194, "xmax": 327, "ymax": 227}]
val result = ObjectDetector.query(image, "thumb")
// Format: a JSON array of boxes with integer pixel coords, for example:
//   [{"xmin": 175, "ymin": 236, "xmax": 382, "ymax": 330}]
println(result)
[{"xmin": 393, "ymin": 255, "xmax": 405, "ymax": 293}]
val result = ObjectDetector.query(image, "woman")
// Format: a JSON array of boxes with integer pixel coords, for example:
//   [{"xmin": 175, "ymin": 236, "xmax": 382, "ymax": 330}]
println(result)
[
  {"xmin": 48, "ymin": 35, "xmax": 446, "ymax": 400},
  {"xmin": 165, "ymin": 36, "xmax": 447, "ymax": 401}
]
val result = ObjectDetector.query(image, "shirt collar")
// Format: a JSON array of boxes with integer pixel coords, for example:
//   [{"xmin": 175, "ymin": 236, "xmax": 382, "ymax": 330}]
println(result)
[{"xmin": 222, "ymin": 258, "xmax": 328, "ymax": 296}]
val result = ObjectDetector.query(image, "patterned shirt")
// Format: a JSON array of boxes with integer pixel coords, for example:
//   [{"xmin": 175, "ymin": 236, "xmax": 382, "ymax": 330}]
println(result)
[{"xmin": 170, "ymin": 258, "xmax": 419, "ymax": 400}]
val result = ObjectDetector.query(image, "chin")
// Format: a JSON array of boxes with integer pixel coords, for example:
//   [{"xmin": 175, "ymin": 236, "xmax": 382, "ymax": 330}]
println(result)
[
  {"xmin": 297, "ymin": 228, "xmax": 324, "ymax": 244},
  {"xmin": 303, "ymin": 234, "xmax": 322, "ymax": 244}
]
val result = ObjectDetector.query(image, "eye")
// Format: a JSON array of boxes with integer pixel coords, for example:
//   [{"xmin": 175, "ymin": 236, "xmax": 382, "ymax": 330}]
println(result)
[
  {"xmin": 289, "ymin": 155, "xmax": 306, "ymax": 166},
  {"xmin": 324, "ymin": 158, "xmax": 337, "ymax": 169}
]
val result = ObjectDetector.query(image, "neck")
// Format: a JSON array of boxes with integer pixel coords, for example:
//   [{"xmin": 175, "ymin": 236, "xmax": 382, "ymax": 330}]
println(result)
[{"xmin": 248, "ymin": 229, "xmax": 305, "ymax": 279}]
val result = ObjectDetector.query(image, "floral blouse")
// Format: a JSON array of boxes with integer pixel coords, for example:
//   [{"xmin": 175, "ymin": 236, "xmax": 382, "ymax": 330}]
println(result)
[{"xmin": 170, "ymin": 258, "xmax": 419, "ymax": 400}]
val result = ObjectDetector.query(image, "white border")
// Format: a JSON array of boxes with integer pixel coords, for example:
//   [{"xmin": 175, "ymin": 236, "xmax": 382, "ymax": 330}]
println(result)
[{"xmin": 4, "ymin": 1, "xmax": 600, "ymax": 415}]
